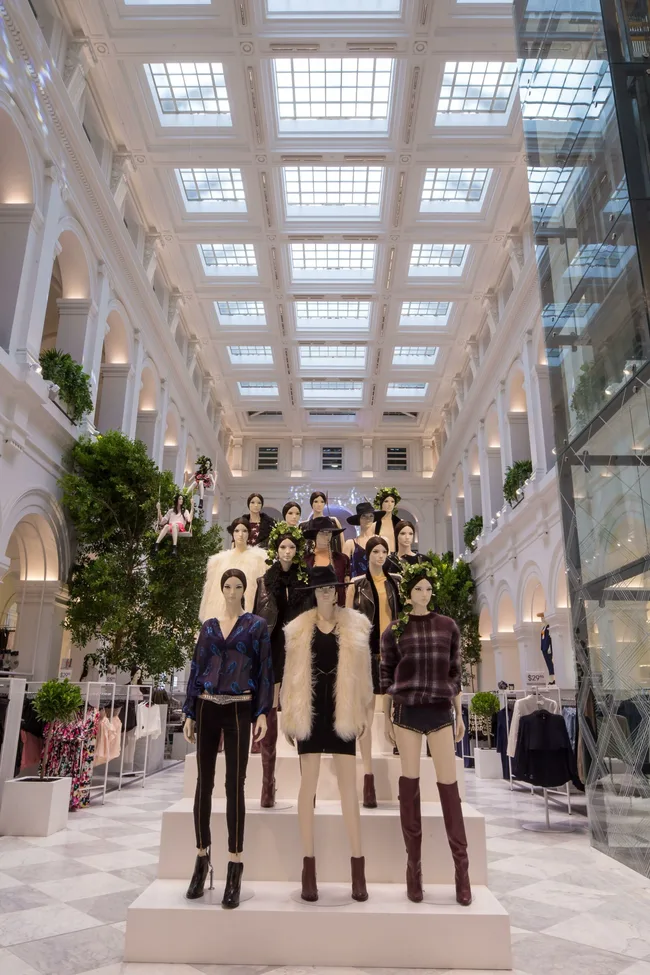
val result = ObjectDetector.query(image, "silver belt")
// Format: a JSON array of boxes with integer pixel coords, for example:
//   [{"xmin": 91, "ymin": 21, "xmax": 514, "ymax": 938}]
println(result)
[{"xmin": 199, "ymin": 692, "xmax": 252, "ymax": 706}]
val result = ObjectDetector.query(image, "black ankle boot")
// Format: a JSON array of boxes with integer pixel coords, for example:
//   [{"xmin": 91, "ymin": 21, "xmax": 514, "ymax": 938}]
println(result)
[
  {"xmin": 221, "ymin": 860, "xmax": 244, "ymax": 909},
  {"xmin": 186, "ymin": 853, "xmax": 212, "ymax": 900}
]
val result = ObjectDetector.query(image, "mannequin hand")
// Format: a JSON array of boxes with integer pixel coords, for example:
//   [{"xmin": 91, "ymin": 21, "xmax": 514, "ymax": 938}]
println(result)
[
  {"xmin": 384, "ymin": 716, "xmax": 396, "ymax": 748},
  {"xmin": 253, "ymin": 714, "xmax": 267, "ymax": 743},
  {"xmin": 454, "ymin": 715, "xmax": 465, "ymax": 744},
  {"xmin": 183, "ymin": 717, "xmax": 196, "ymax": 745},
  {"xmin": 285, "ymin": 733, "xmax": 296, "ymax": 749}
]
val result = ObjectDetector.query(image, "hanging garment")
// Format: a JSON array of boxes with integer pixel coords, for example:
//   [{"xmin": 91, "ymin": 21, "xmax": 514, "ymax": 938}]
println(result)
[
  {"xmin": 43, "ymin": 709, "xmax": 100, "ymax": 810},
  {"xmin": 540, "ymin": 624, "xmax": 555, "ymax": 677},
  {"xmin": 134, "ymin": 702, "xmax": 162, "ymax": 740},
  {"xmin": 496, "ymin": 701, "xmax": 516, "ymax": 779},
  {"xmin": 507, "ymin": 694, "xmax": 559, "ymax": 758},
  {"xmin": 513, "ymin": 708, "xmax": 577, "ymax": 788},
  {"xmin": 94, "ymin": 714, "xmax": 123, "ymax": 767}
]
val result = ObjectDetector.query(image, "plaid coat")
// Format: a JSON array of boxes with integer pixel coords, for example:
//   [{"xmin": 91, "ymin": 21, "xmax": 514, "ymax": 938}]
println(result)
[{"xmin": 380, "ymin": 611, "xmax": 461, "ymax": 706}]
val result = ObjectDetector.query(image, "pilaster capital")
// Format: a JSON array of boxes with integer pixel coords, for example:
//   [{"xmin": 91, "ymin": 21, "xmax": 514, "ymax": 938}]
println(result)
[{"xmin": 63, "ymin": 35, "xmax": 96, "ymax": 85}]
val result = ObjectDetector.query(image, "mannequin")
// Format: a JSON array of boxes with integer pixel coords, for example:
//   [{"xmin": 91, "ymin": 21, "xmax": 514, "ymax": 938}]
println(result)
[
  {"xmin": 199, "ymin": 518, "xmax": 267, "ymax": 622},
  {"xmin": 303, "ymin": 517, "xmax": 350, "ymax": 606},
  {"xmin": 387, "ymin": 520, "xmax": 426, "ymax": 573},
  {"xmin": 373, "ymin": 488, "xmax": 402, "ymax": 553},
  {"xmin": 281, "ymin": 565, "xmax": 373, "ymax": 903},
  {"xmin": 183, "ymin": 568, "xmax": 272, "ymax": 908},
  {"xmin": 347, "ymin": 536, "xmax": 401, "ymax": 807},
  {"xmin": 343, "ymin": 501, "xmax": 382, "ymax": 577},
  {"xmin": 282, "ymin": 500, "xmax": 302, "ymax": 527},
  {"xmin": 253, "ymin": 522, "xmax": 309, "ymax": 806},
  {"xmin": 241, "ymin": 492, "xmax": 276, "ymax": 548},
  {"xmin": 156, "ymin": 493, "xmax": 192, "ymax": 554},
  {"xmin": 185, "ymin": 455, "xmax": 215, "ymax": 511},
  {"xmin": 381, "ymin": 563, "xmax": 471, "ymax": 906},
  {"xmin": 301, "ymin": 491, "xmax": 343, "ymax": 554}
]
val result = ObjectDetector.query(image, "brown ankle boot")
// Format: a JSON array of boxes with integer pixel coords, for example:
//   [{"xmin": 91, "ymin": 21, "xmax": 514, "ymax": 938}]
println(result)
[
  {"xmin": 260, "ymin": 708, "xmax": 278, "ymax": 808},
  {"xmin": 351, "ymin": 856, "xmax": 368, "ymax": 901},
  {"xmin": 301, "ymin": 856, "xmax": 318, "ymax": 901},
  {"xmin": 398, "ymin": 776, "xmax": 423, "ymax": 902},
  {"xmin": 363, "ymin": 773, "xmax": 377, "ymax": 808},
  {"xmin": 437, "ymin": 781, "xmax": 472, "ymax": 906}
]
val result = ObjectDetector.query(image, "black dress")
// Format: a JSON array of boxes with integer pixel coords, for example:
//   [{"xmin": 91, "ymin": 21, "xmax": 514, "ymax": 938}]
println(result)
[
  {"xmin": 297, "ymin": 627, "xmax": 356, "ymax": 757},
  {"xmin": 270, "ymin": 580, "xmax": 288, "ymax": 684}
]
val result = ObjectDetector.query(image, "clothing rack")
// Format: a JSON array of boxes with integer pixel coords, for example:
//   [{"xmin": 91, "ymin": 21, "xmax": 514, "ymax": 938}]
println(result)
[
  {"xmin": 115, "ymin": 683, "xmax": 153, "ymax": 791},
  {"xmin": 498, "ymin": 689, "xmax": 527, "ymax": 791}
]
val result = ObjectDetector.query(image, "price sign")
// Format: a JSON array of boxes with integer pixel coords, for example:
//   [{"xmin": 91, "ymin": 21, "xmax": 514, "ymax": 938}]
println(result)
[{"xmin": 526, "ymin": 671, "xmax": 547, "ymax": 687}]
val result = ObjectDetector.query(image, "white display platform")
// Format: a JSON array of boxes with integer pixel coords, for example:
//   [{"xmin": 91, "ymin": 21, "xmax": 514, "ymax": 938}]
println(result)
[
  {"xmin": 182, "ymin": 750, "xmax": 466, "ymax": 802},
  {"xmin": 125, "ymin": 879, "xmax": 511, "ymax": 969},
  {"xmin": 157, "ymin": 797, "xmax": 488, "ymax": 885}
]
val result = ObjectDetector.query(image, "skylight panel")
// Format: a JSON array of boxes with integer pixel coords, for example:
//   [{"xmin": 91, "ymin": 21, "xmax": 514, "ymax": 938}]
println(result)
[
  {"xmin": 392, "ymin": 346, "xmax": 439, "ymax": 365},
  {"xmin": 145, "ymin": 63, "xmax": 231, "ymax": 126},
  {"xmin": 216, "ymin": 301, "xmax": 266, "ymax": 326},
  {"xmin": 238, "ymin": 381, "xmax": 279, "ymax": 397},
  {"xmin": 420, "ymin": 167, "xmax": 490, "ymax": 212},
  {"xmin": 302, "ymin": 380, "xmax": 363, "ymax": 401},
  {"xmin": 299, "ymin": 345, "xmax": 367, "ymax": 368},
  {"xmin": 520, "ymin": 59, "xmax": 611, "ymax": 122},
  {"xmin": 200, "ymin": 244, "xmax": 257, "ymax": 276},
  {"xmin": 527, "ymin": 166, "xmax": 571, "ymax": 215},
  {"xmin": 228, "ymin": 346, "xmax": 273, "ymax": 365},
  {"xmin": 267, "ymin": 0, "xmax": 401, "ymax": 13},
  {"xmin": 294, "ymin": 300, "xmax": 371, "ymax": 331},
  {"xmin": 290, "ymin": 242, "xmax": 376, "ymax": 281},
  {"xmin": 273, "ymin": 58, "xmax": 394, "ymax": 133},
  {"xmin": 387, "ymin": 381, "xmax": 428, "ymax": 397},
  {"xmin": 177, "ymin": 168, "xmax": 246, "ymax": 212},
  {"xmin": 436, "ymin": 61, "xmax": 517, "ymax": 125},
  {"xmin": 408, "ymin": 244, "xmax": 468, "ymax": 277},
  {"xmin": 400, "ymin": 301, "xmax": 451, "ymax": 321},
  {"xmin": 284, "ymin": 166, "xmax": 383, "ymax": 218}
]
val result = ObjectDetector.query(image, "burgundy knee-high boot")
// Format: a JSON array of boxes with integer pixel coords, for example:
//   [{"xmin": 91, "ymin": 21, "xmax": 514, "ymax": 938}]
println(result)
[
  {"xmin": 398, "ymin": 775, "xmax": 423, "ymax": 902},
  {"xmin": 260, "ymin": 707, "xmax": 278, "ymax": 808},
  {"xmin": 437, "ymin": 781, "xmax": 472, "ymax": 906}
]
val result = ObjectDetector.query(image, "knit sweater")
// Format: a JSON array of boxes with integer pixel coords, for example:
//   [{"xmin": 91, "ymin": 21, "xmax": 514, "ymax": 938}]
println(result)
[{"xmin": 380, "ymin": 611, "xmax": 461, "ymax": 706}]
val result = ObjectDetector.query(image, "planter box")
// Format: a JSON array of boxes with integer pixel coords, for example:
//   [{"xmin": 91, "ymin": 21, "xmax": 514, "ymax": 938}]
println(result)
[
  {"xmin": 0, "ymin": 776, "xmax": 72, "ymax": 836},
  {"xmin": 474, "ymin": 748, "xmax": 503, "ymax": 780}
]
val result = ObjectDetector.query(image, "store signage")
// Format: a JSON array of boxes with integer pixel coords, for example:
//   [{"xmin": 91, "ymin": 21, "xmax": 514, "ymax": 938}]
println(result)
[{"xmin": 526, "ymin": 671, "xmax": 547, "ymax": 687}]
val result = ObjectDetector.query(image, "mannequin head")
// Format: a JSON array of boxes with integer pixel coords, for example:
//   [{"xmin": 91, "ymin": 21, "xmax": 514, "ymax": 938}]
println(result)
[
  {"xmin": 310, "ymin": 491, "xmax": 327, "ymax": 517},
  {"xmin": 229, "ymin": 517, "xmax": 250, "ymax": 551},
  {"xmin": 277, "ymin": 537, "xmax": 297, "ymax": 569},
  {"xmin": 314, "ymin": 584, "xmax": 338, "ymax": 612},
  {"xmin": 381, "ymin": 495, "xmax": 396, "ymax": 514},
  {"xmin": 221, "ymin": 568, "xmax": 247, "ymax": 611},
  {"xmin": 396, "ymin": 520, "xmax": 416, "ymax": 554},
  {"xmin": 403, "ymin": 568, "xmax": 435, "ymax": 616},
  {"xmin": 366, "ymin": 535, "xmax": 389, "ymax": 574},
  {"xmin": 173, "ymin": 493, "xmax": 184, "ymax": 514},
  {"xmin": 247, "ymin": 493, "xmax": 263, "ymax": 517},
  {"xmin": 282, "ymin": 501, "xmax": 302, "ymax": 527},
  {"xmin": 360, "ymin": 512, "xmax": 375, "ymax": 532},
  {"xmin": 315, "ymin": 530, "xmax": 331, "ymax": 552}
]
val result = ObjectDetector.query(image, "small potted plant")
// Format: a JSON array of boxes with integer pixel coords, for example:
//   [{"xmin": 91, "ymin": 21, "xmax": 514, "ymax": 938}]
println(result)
[
  {"xmin": 463, "ymin": 515, "xmax": 483, "ymax": 552},
  {"xmin": 0, "ymin": 679, "xmax": 83, "ymax": 836},
  {"xmin": 469, "ymin": 691, "xmax": 502, "ymax": 779}
]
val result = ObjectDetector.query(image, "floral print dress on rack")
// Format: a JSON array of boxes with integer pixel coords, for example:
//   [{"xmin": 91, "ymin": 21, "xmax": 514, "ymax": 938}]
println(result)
[{"xmin": 42, "ymin": 709, "xmax": 101, "ymax": 810}]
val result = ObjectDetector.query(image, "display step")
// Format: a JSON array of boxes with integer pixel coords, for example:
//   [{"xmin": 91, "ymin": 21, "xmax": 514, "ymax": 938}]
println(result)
[
  {"xmin": 158, "ymin": 797, "xmax": 487, "ymax": 885},
  {"xmin": 125, "ymin": 878, "xmax": 511, "ymax": 969},
  {"xmin": 182, "ymin": 750, "xmax": 466, "ymax": 801}
]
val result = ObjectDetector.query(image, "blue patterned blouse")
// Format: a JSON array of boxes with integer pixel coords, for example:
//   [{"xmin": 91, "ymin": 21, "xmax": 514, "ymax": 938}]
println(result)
[{"xmin": 183, "ymin": 613, "xmax": 273, "ymax": 720}]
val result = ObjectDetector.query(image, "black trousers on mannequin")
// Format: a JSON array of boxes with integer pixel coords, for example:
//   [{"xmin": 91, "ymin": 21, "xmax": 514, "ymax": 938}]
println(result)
[{"xmin": 194, "ymin": 697, "xmax": 252, "ymax": 854}]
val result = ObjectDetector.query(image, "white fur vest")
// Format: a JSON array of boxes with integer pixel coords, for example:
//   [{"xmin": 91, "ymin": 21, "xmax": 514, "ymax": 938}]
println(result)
[
  {"xmin": 199, "ymin": 546, "xmax": 268, "ymax": 622},
  {"xmin": 280, "ymin": 607, "xmax": 373, "ymax": 741}
]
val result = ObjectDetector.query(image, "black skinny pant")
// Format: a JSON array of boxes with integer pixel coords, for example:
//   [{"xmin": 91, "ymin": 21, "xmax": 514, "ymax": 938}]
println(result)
[{"xmin": 194, "ymin": 697, "xmax": 251, "ymax": 854}]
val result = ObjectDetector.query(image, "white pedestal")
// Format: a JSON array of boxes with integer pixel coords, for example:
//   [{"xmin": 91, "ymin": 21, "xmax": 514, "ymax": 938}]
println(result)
[
  {"xmin": 0, "ymin": 776, "xmax": 72, "ymax": 836},
  {"xmin": 158, "ymin": 797, "xmax": 488, "ymax": 885},
  {"xmin": 183, "ymin": 751, "xmax": 466, "ymax": 802},
  {"xmin": 125, "ymin": 879, "xmax": 511, "ymax": 970},
  {"xmin": 474, "ymin": 747, "xmax": 503, "ymax": 780}
]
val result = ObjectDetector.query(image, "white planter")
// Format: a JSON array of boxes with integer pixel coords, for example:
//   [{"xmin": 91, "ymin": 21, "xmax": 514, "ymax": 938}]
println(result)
[
  {"xmin": 474, "ymin": 747, "xmax": 503, "ymax": 780},
  {"xmin": 0, "ymin": 776, "xmax": 72, "ymax": 836}
]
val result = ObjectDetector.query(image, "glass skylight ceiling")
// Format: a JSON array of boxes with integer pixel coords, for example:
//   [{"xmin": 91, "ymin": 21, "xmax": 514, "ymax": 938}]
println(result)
[
  {"xmin": 228, "ymin": 346, "xmax": 273, "ymax": 365},
  {"xmin": 527, "ymin": 167, "xmax": 572, "ymax": 216},
  {"xmin": 420, "ymin": 168, "xmax": 490, "ymax": 213},
  {"xmin": 302, "ymin": 380, "xmax": 364, "ymax": 401},
  {"xmin": 200, "ymin": 244, "xmax": 257, "ymax": 276},
  {"xmin": 145, "ymin": 63, "xmax": 231, "ymax": 127},
  {"xmin": 298, "ymin": 345, "xmax": 367, "ymax": 368},
  {"xmin": 408, "ymin": 244, "xmax": 468, "ymax": 277},
  {"xmin": 436, "ymin": 62, "xmax": 517, "ymax": 125},
  {"xmin": 216, "ymin": 301, "xmax": 266, "ymax": 326},
  {"xmin": 290, "ymin": 243, "xmax": 376, "ymax": 281},
  {"xmin": 267, "ymin": 0, "xmax": 401, "ymax": 13},
  {"xmin": 273, "ymin": 58, "xmax": 394, "ymax": 133},
  {"xmin": 400, "ymin": 301, "xmax": 451, "ymax": 325},
  {"xmin": 519, "ymin": 59, "xmax": 611, "ymax": 121},
  {"xmin": 238, "ymin": 381, "xmax": 279, "ymax": 397},
  {"xmin": 387, "ymin": 382, "xmax": 428, "ymax": 397},
  {"xmin": 177, "ymin": 168, "xmax": 246, "ymax": 210},
  {"xmin": 393, "ymin": 346, "xmax": 439, "ymax": 365},
  {"xmin": 294, "ymin": 300, "xmax": 371, "ymax": 331},
  {"xmin": 283, "ymin": 166, "xmax": 383, "ymax": 218}
]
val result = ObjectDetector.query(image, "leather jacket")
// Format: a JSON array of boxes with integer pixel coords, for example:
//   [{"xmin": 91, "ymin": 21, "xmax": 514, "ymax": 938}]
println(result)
[
  {"xmin": 351, "ymin": 571, "xmax": 401, "ymax": 650},
  {"xmin": 253, "ymin": 562, "xmax": 308, "ymax": 635}
]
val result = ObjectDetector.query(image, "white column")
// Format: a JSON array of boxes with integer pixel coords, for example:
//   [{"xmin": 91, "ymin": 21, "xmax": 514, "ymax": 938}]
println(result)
[
  {"xmin": 522, "ymin": 329, "xmax": 551, "ymax": 477},
  {"xmin": 422, "ymin": 438, "xmax": 434, "ymax": 478},
  {"xmin": 291, "ymin": 438, "xmax": 303, "ymax": 476},
  {"xmin": 167, "ymin": 292, "xmax": 184, "ymax": 339},
  {"xmin": 155, "ymin": 378, "xmax": 170, "ymax": 468},
  {"xmin": 482, "ymin": 292, "xmax": 499, "ymax": 337},
  {"xmin": 496, "ymin": 380, "xmax": 513, "ymax": 477},
  {"xmin": 95, "ymin": 364, "xmax": 132, "ymax": 433},
  {"xmin": 176, "ymin": 417, "xmax": 188, "ymax": 485},
  {"xmin": 202, "ymin": 377, "xmax": 214, "ymax": 412},
  {"xmin": 362, "ymin": 438, "xmax": 373, "ymax": 478},
  {"xmin": 452, "ymin": 375, "xmax": 464, "ymax": 411},
  {"xmin": 450, "ymin": 474, "xmax": 460, "ymax": 559},
  {"xmin": 0, "ymin": 205, "xmax": 37, "ymax": 352},
  {"xmin": 506, "ymin": 234, "xmax": 525, "ymax": 283},
  {"xmin": 478, "ymin": 419, "xmax": 494, "ymax": 533},
  {"xmin": 461, "ymin": 450, "xmax": 473, "ymax": 520},
  {"xmin": 56, "ymin": 298, "xmax": 97, "ymax": 366},
  {"xmin": 62, "ymin": 36, "xmax": 95, "ymax": 116},
  {"xmin": 441, "ymin": 406, "xmax": 451, "ymax": 440},
  {"xmin": 89, "ymin": 263, "xmax": 111, "ymax": 395},
  {"xmin": 143, "ymin": 233, "xmax": 161, "ymax": 283},
  {"xmin": 229, "ymin": 436, "xmax": 243, "ymax": 475},
  {"xmin": 109, "ymin": 151, "xmax": 133, "ymax": 213},
  {"xmin": 186, "ymin": 337, "xmax": 200, "ymax": 380},
  {"xmin": 126, "ymin": 330, "xmax": 145, "ymax": 439},
  {"xmin": 466, "ymin": 336, "xmax": 480, "ymax": 379}
]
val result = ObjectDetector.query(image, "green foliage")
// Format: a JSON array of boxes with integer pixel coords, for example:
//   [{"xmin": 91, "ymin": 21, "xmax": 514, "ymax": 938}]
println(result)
[
  {"xmin": 60, "ymin": 431, "xmax": 222, "ymax": 683},
  {"xmin": 469, "ymin": 691, "xmax": 500, "ymax": 718},
  {"xmin": 463, "ymin": 515, "xmax": 483, "ymax": 552},
  {"xmin": 373, "ymin": 486, "xmax": 401, "ymax": 508},
  {"xmin": 39, "ymin": 349, "xmax": 94, "ymax": 423},
  {"xmin": 424, "ymin": 551, "xmax": 482, "ymax": 690},
  {"xmin": 570, "ymin": 360, "xmax": 605, "ymax": 426},
  {"xmin": 32, "ymin": 679, "xmax": 83, "ymax": 780},
  {"xmin": 503, "ymin": 459, "xmax": 533, "ymax": 506},
  {"xmin": 265, "ymin": 522, "xmax": 309, "ymax": 582}
]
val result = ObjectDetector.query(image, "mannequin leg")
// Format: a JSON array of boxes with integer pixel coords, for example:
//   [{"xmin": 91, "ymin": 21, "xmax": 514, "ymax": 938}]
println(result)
[
  {"xmin": 333, "ymin": 753, "xmax": 368, "ymax": 901},
  {"xmin": 260, "ymin": 684, "xmax": 280, "ymax": 807},
  {"xmin": 171, "ymin": 522, "xmax": 179, "ymax": 552},
  {"xmin": 155, "ymin": 524, "xmax": 171, "ymax": 547},
  {"xmin": 297, "ymin": 753, "xmax": 320, "ymax": 900},
  {"xmin": 221, "ymin": 701, "xmax": 252, "ymax": 909},
  {"xmin": 427, "ymin": 725, "xmax": 471, "ymax": 906},
  {"xmin": 187, "ymin": 699, "xmax": 220, "ymax": 899},
  {"xmin": 394, "ymin": 724, "xmax": 423, "ymax": 902},
  {"xmin": 360, "ymin": 699, "xmax": 377, "ymax": 807}
]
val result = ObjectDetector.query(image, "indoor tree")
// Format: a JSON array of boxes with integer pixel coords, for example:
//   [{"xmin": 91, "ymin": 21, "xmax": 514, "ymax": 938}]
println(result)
[
  {"xmin": 425, "ymin": 551, "xmax": 482, "ymax": 690},
  {"xmin": 60, "ymin": 430, "xmax": 222, "ymax": 683}
]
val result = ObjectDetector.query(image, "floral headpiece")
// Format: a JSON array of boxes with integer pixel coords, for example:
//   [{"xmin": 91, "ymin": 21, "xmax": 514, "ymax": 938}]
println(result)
[
  {"xmin": 374, "ymin": 486, "xmax": 401, "ymax": 509},
  {"xmin": 195, "ymin": 454, "xmax": 213, "ymax": 474},
  {"xmin": 392, "ymin": 559, "xmax": 438, "ymax": 637},
  {"xmin": 265, "ymin": 522, "xmax": 308, "ymax": 582}
]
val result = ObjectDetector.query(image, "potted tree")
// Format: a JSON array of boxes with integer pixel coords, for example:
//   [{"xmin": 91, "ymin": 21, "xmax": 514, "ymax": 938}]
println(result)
[
  {"xmin": 469, "ymin": 691, "xmax": 502, "ymax": 779},
  {"xmin": 0, "ymin": 679, "xmax": 83, "ymax": 836}
]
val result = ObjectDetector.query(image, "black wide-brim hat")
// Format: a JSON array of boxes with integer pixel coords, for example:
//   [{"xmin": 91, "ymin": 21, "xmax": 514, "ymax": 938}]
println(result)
[
  {"xmin": 298, "ymin": 565, "xmax": 348, "ymax": 590},
  {"xmin": 347, "ymin": 501, "xmax": 382, "ymax": 526},
  {"xmin": 302, "ymin": 516, "xmax": 345, "ymax": 540}
]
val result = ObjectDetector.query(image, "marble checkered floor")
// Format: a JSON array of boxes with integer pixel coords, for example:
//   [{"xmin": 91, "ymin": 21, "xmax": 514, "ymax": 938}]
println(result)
[{"xmin": 1, "ymin": 764, "xmax": 650, "ymax": 975}]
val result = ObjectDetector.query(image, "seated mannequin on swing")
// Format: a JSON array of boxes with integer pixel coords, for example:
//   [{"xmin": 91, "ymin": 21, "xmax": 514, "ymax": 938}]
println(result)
[
  {"xmin": 185, "ymin": 455, "xmax": 214, "ymax": 511},
  {"xmin": 281, "ymin": 565, "xmax": 373, "ymax": 903},
  {"xmin": 156, "ymin": 493, "xmax": 192, "ymax": 555}
]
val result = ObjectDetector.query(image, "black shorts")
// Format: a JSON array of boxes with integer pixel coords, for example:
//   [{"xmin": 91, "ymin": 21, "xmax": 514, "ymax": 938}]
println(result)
[{"xmin": 393, "ymin": 701, "xmax": 453, "ymax": 736}]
